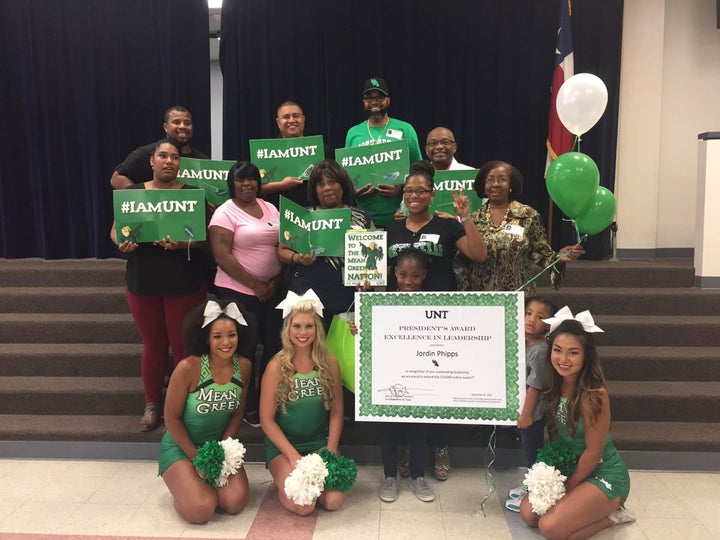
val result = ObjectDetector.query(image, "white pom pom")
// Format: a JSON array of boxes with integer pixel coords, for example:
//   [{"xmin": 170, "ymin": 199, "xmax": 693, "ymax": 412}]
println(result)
[
  {"xmin": 284, "ymin": 454, "xmax": 329, "ymax": 506},
  {"xmin": 216, "ymin": 438, "xmax": 246, "ymax": 488},
  {"xmin": 523, "ymin": 462, "xmax": 567, "ymax": 515}
]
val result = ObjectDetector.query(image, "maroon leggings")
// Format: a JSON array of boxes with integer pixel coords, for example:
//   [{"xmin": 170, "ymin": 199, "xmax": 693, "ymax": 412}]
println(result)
[{"xmin": 126, "ymin": 287, "xmax": 207, "ymax": 404}]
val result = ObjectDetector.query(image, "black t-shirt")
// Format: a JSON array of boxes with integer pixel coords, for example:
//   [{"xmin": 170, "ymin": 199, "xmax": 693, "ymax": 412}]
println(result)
[
  {"xmin": 116, "ymin": 142, "xmax": 209, "ymax": 184},
  {"xmin": 386, "ymin": 215, "xmax": 466, "ymax": 291},
  {"xmin": 124, "ymin": 183, "xmax": 206, "ymax": 296}
]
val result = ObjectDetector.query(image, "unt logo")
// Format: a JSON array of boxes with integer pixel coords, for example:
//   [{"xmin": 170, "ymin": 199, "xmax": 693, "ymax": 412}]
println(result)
[{"xmin": 425, "ymin": 310, "xmax": 448, "ymax": 319}]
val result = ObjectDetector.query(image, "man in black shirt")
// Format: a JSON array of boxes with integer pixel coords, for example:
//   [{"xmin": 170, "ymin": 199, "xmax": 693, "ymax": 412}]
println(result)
[{"xmin": 110, "ymin": 106, "xmax": 208, "ymax": 189}]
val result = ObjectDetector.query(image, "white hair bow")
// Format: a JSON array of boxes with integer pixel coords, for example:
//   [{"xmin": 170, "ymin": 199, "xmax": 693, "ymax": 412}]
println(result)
[
  {"xmin": 542, "ymin": 305, "xmax": 604, "ymax": 334},
  {"xmin": 202, "ymin": 301, "xmax": 248, "ymax": 328},
  {"xmin": 275, "ymin": 289, "xmax": 324, "ymax": 319}
]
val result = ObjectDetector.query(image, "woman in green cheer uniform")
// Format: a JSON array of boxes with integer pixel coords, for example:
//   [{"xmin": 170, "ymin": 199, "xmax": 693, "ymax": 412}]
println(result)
[
  {"xmin": 158, "ymin": 299, "xmax": 253, "ymax": 523},
  {"xmin": 260, "ymin": 290, "xmax": 346, "ymax": 515}
]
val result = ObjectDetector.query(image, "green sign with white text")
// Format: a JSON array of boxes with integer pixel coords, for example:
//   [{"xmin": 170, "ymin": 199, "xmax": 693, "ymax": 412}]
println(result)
[
  {"xmin": 335, "ymin": 139, "xmax": 409, "ymax": 189},
  {"xmin": 430, "ymin": 169, "xmax": 483, "ymax": 215},
  {"xmin": 249, "ymin": 135, "xmax": 325, "ymax": 184},
  {"xmin": 178, "ymin": 157, "xmax": 235, "ymax": 206},
  {"xmin": 113, "ymin": 189, "xmax": 206, "ymax": 243},
  {"xmin": 279, "ymin": 196, "xmax": 351, "ymax": 257}
]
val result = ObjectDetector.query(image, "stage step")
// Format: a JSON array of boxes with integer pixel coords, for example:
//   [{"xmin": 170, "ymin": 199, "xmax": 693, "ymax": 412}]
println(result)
[{"xmin": 0, "ymin": 257, "xmax": 717, "ymax": 460}]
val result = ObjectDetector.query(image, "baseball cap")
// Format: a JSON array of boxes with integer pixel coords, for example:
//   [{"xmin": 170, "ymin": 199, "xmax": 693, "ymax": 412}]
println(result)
[{"xmin": 362, "ymin": 77, "xmax": 389, "ymax": 96}]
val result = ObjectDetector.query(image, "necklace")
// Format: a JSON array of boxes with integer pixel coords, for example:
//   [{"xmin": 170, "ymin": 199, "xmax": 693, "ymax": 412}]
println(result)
[{"xmin": 366, "ymin": 117, "xmax": 390, "ymax": 142}]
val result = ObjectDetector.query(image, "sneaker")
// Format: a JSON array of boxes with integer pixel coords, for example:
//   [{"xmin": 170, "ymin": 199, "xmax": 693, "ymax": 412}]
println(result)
[
  {"xmin": 508, "ymin": 485, "xmax": 527, "ymax": 499},
  {"xmin": 243, "ymin": 410, "xmax": 260, "ymax": 428},
  {"xmin": 397, "ymin": 447, "xmax": 410, "ymax": 478},
  {"xmin": 410, "ymin": 476, "xmax": 435, "ymax": 502},
  {"xmin": 379, "ymin": 476, "xmax": 398, "ymax": 502},
  {"xmin": 608, "ymin": 505, "xmax": 635, "ymax": 525},
  {"xmin": 505, "ymin": 497, "xmax": 521, "ymax": 512}
]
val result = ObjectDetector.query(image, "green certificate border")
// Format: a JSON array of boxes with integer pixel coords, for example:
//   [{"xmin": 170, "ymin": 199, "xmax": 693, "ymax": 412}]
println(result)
[{"xmin": 355, "ymin": 291, "xmax": 524, "ymax": 424}]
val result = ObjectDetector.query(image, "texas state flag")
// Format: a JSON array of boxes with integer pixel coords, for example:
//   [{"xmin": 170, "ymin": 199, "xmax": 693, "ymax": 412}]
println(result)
[{"xmin": 545, "ymin": 0, "xmax": 575, "ymax": 173}]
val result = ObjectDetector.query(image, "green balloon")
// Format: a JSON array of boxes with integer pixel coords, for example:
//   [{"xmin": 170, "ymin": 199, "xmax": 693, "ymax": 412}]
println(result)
[
  {"xmin": 546, "ymin": 152, "xmax": 600, "ymax": 218},
  {"xmin": 575, "ymin": 187, "xmax": 617, "ymax": 235}
]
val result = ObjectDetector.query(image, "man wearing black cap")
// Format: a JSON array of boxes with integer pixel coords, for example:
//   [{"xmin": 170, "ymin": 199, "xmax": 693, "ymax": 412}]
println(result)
[{"xmin": 344, "ymin": 77, "xmax": 422, "ymax": 227}]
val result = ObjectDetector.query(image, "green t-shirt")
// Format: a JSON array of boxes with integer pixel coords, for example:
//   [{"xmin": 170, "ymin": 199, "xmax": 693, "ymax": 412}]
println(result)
[{"xmin": 345, "ymin": 118, "xmax": 422, "ymax": 228}]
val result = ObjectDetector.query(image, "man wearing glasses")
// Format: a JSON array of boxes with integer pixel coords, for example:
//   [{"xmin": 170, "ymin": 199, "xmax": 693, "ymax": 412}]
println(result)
[
  {"xmin": 344, "ymin": 77, "xmax": 422, "ymax": 227},
  {"xmin": 425, "ymin": 127, "xmax": 473, "ymax": 171}
]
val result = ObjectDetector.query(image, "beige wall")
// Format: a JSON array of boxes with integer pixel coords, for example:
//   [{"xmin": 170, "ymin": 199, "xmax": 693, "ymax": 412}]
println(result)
[{"xmin": 617, "ymin": 0, "xmax": 720, "ymax": 251}]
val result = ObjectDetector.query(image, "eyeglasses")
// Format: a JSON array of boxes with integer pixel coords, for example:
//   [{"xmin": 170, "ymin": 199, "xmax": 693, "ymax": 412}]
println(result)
[
  {"xmin": 484, "ymin": 176, "xmax": 510, "ymax": 185},
  {"xmin": 402, "ymin": 188, "xmax": 433, "ymax": 196},
  {"xmin": 426, "ymin": 139, "xmax": 455, "ymax": 148},
  {"xmin": 363, "ymin": 94, "xmax": 387, "ymax": 103}
]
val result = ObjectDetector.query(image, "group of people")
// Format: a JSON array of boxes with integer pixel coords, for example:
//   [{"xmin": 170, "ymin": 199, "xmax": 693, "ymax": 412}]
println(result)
[{"xmin": 107, "ymin": 77, "xmax": 632, "ymax": 537}]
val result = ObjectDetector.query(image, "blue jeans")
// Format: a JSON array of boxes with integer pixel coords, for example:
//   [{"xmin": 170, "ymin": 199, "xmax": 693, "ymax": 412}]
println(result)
[{"xmin": 519, "ymin": 418, "xmax": 546, "ymax": 467}]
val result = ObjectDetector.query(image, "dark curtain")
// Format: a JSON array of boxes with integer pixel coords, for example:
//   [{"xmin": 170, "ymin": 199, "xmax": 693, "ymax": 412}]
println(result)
[
  {"xmin": 0, "ymin": 0, "xmax": 210, "ymax": 259},
  {"xmin": 220, "ymin": 0, "xmax": 623, "ymax": 258}
]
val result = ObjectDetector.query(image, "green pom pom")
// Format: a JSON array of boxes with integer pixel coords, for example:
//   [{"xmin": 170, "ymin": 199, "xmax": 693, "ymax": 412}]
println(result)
[
  {"xmin": 535, "ymin": 442, "xmax": 579, "ymax": 478},
  {"xmin": 318, "ymin": 448, "xmax": 357, "ymax": 492},
  {"xmin": 193, "ymin": 440, "xmax": 225, "ymax": 488}
]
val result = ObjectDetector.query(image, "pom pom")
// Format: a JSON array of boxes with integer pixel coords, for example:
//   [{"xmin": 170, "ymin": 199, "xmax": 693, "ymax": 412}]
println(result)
[
  {"xmin": 523, "ymin": 462, "xmax": 567, "ymax": 515},
  {"xmin": 535, "ymin": 442, "xmax": 578, "ymax": 478},
  {"xmin": 318, "ymin": 448, "xmax": 357, "ymax": 492},
  {"xmin": 284, "ymin": 454, "xmax": 328, "ymax": 506},
  {"xmin": 193, "ymin": 440, "xmax": 225, "ymax": 488},
  {"xmin": 217, "ymin": 438, "xmax": 246, "ymax": 487}
]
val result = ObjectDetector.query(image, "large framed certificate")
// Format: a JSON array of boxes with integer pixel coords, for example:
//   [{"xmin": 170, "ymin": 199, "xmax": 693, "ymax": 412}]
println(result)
[{"xmin": 354, "ymin": 291, "xmax": 525, "ymax": 425}]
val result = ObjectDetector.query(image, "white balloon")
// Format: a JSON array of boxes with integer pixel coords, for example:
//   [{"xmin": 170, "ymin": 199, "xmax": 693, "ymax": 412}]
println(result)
[{"xmin": 556, "ymin": 73, "xmax": 608, "ymax": 136}]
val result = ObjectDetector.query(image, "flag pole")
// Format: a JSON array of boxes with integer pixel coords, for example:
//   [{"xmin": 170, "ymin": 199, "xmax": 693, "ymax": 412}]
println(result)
[{"xmin": 544, "ymin": 0, "xmax": 574, "ymax": 244}]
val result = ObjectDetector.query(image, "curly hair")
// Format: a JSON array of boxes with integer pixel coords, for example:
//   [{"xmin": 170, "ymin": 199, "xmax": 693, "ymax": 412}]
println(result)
[
  {"xmin": 275, "ymin": 300, "xmax": 335, "ymax": 413},
  {"xmin": 182, "ymin": 299, "xmax": 256, "ymax": 359},
  {"xmin": 473, "ymin": 160, "xmax": 524, "ymax": 200},
  {"xmin": 543, "ymin": 319, "xmax": 607, "ymax": 437}
]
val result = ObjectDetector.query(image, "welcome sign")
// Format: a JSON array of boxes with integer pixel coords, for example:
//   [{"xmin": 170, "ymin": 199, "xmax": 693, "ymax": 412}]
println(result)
[
  {"xmin": 249, "ymin": 135, "xmax": 324, "ymax": 184},
  {"xmin": 113, "ymin": 189, "xmax": 206, "ymax": 243}
]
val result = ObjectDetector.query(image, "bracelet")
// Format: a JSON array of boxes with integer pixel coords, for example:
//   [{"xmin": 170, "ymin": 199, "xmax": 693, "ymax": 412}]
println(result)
[
  {"xmin": 459, "ymin": 215, "xmax": 471, "ymax": 223},
  {"xmin": 291, "ymin": 252, "xmax": 297, "ymax": 264}
]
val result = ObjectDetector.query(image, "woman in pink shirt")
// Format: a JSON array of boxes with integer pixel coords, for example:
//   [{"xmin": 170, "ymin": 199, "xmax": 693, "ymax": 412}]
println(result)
[{"xmin": 209, "ymin": 161, "xmax": 283, "ymax": 425}]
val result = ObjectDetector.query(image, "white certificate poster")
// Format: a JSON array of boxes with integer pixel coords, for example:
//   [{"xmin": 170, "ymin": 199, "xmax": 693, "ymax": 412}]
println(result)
[{"xmin": 354, "ymin": 291, "xmax": 525, "ymax": 425}]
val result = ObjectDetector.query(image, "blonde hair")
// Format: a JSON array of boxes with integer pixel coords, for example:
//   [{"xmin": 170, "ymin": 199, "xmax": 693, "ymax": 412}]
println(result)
[{"xmin": 276, "ymin": 300, "xmax": 334, "ymax": 413}]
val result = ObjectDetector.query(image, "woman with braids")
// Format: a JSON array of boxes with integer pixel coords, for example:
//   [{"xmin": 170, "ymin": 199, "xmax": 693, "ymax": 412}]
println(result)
[{"xmin": 259, "ymin": 290, "xmax": 346, "ymax": 515}]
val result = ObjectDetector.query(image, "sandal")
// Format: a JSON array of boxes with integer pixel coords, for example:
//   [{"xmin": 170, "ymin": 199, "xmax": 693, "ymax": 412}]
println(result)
[
  {"xmin": 433, "ymin": 446, "xmax": 450, "ymax": 481},
  {"xmin": 140, "ymin": 402, "xmax": 161, "ymax": 432}
]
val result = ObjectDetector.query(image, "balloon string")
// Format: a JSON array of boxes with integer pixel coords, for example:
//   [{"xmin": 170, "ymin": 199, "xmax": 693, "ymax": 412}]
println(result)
[
  {"xmin": 516, "ymin": 249, "xmax": 574, "ymax": 293},
  {"xmin": 474, "ymin": 425, "xmax": 497, "ymax": 517},
  {"xmin": 575, "ymin": 135, "xmax": 582, "ymax": 152}
]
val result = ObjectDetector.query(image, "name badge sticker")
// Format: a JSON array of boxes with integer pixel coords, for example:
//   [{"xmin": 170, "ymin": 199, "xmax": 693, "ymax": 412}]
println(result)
[
  {"xmin": 386, "ymin": 128, "xmax": 402, "ymax": 140},
  {"xmin": 504, "ymin": 224, "xmax": 524, "ymax": 237},
  {"xmin": 418, "ymin": 233, "xmax": 441, "ymax": 244}
]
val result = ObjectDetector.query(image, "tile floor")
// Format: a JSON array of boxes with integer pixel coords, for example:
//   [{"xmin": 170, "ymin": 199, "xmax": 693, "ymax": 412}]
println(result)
[{"xmin": 0, "ymin": 459, "xmax": 718, "ymax": 539}]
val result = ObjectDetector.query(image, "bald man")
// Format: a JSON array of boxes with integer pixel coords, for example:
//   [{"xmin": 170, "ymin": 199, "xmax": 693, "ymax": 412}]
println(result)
[{"xmin": 425, "ymin": 127, "xmax": 473, "ymax": 171}]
